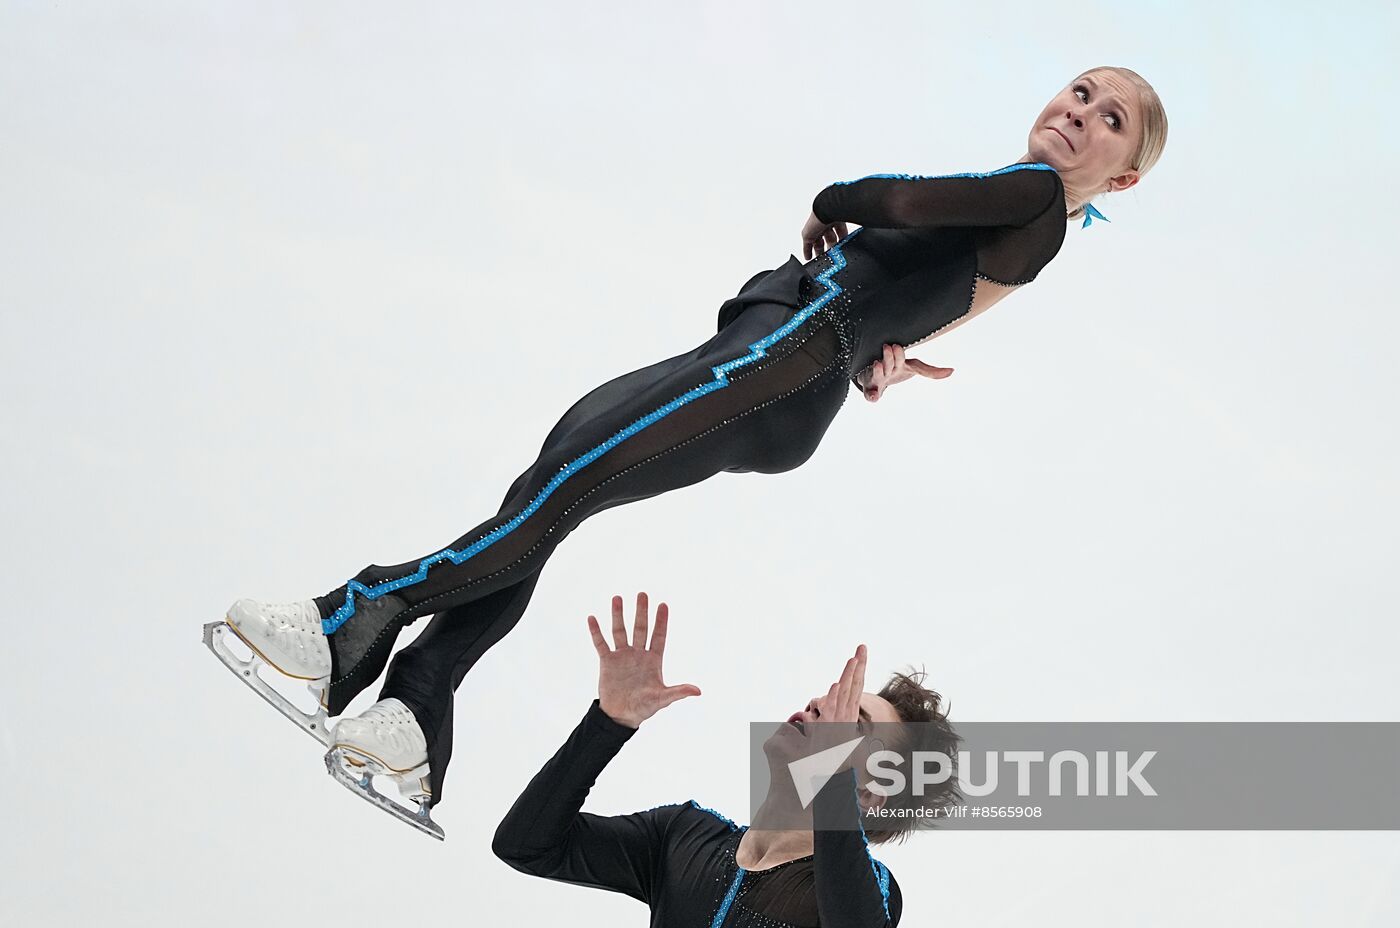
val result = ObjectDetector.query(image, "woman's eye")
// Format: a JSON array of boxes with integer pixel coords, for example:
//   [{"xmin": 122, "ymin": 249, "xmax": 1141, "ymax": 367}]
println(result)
[{"xmin": 1074, "ymin": 85, "xmax": 1088, "ymax": 102}]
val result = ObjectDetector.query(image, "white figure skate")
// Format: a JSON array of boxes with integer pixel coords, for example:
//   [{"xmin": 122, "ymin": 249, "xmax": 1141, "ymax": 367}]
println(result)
[
  {"xmin": 204, "ymin": 598, "xmax": 333, "ymax": 746},
  {"xmin": 325, "ymin": 697, "xmax": 443, "ymax": 840}
]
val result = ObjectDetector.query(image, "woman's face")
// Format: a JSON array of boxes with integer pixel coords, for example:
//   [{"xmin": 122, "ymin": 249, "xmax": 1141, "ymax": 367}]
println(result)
[{"xmin": 1027, "ymin": 71, "xmax": 1143, "ymax": 195}]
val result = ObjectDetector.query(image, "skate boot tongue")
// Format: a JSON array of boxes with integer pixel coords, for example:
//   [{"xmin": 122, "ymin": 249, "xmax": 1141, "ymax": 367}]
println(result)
[
  {"xmin": 364, "ymin": 698, "xmax": 414, "ymax": 723},
  {"xmin": 332, "ymin": 698, "xmax": 428, "ymax": 764}
]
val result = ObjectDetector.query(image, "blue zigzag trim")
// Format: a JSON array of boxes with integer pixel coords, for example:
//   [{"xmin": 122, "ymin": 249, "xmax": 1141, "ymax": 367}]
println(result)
[
  {"xmin": 323, "ymin": 242, "xmax": 855, "ymax": 635},
  {"xmin": 830, "ymin": 160, "xmax": 1056, "ymax": 186}
]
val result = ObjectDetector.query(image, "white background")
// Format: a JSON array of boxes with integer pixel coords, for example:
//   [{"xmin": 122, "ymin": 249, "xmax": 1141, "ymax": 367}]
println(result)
[{"xmin": 3, "ymin": 1, "xmax": 1397, "ymax": 925}]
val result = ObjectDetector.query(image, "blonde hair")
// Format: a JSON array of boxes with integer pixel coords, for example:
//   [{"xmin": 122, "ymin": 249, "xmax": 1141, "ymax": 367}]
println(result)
[{"xmin": 1066, "ymin": 66, "xmax": 1168, "ymax": 224}]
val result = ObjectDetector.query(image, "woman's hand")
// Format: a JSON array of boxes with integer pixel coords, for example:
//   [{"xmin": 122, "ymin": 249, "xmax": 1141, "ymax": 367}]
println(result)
[
  {"xmin": 858, "ymin": 343, "xmax": 954, "ymax": 402},
  {"xmin": 588, "ymin": 592, "xmax": 701, "ymax": 729},
  {"xmin": 801, "ymin": 211, "xmax": 851, "ymax": 260}
]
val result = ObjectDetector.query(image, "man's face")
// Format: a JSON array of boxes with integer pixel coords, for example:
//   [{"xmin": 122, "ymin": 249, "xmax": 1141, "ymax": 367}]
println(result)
[{"xmin": 763, "ymin": 691, "xmax": 901, "ymax": 766}]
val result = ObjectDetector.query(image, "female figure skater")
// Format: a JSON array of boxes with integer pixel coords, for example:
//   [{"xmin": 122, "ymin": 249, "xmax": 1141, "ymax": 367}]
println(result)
[{"xmin": 205, "ymin": 66, "xmax": 1167, "ymax": 837}]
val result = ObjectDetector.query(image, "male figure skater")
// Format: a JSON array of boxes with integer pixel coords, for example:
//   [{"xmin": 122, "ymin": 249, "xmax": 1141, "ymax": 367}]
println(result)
[{"xmin": 491, "ymin": 592, "xmax": 961, "ymax": 927}]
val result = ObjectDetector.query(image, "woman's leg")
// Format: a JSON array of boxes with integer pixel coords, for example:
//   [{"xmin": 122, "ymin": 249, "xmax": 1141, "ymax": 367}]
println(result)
[
  {"xmin": 377, "ymin": 568, "xmax": 544, "ymax": 806},
  {"xmin": 314, "ymin": 301, "xmax": 849, "ymax": 717}
]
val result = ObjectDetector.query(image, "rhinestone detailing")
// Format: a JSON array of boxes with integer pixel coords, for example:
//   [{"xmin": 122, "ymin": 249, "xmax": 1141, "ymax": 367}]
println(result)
[
  {"xmin": 690, "ymin": 799, "xmax": 741, "ymax": 831},
  {"xmin": 322, "ymin": 244, "xmax": 856, "ymax": 636},
  {"xmin": 400, "ymin": 361, "xmax": 846, "ymax": 626},
  {"xmin": 976, "ymin": 269, "xmax": 1036, "ymax": 287},
  {"xmin": 853, "ymin": 789, "xmax": 893, "ymax": 922},
  {"xmin": 711, "ymin": 865, "xmax": 746, "ymax": 928},
  {"xmin": 681, "ymin": 798, "xmax": 895, "ymax": 927}
]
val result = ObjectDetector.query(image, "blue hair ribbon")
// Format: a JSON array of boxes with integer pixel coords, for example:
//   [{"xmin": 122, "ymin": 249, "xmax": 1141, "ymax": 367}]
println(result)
[{"xmin": 1082, "ymin": 202, "xmax": 1110, "ymax": 228}]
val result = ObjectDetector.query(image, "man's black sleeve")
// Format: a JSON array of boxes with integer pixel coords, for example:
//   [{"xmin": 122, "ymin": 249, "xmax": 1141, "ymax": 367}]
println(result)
[
  {"xmin": 812, "ymin": 767, "xmax": 904, "ymax": 927},
  {"xmin": 491, "ymin": 699, "xmax": 686, "ymax": 903},
  {"xmin": 812, "ymin": 165, "xmax": 1060, "ymax": 230}
]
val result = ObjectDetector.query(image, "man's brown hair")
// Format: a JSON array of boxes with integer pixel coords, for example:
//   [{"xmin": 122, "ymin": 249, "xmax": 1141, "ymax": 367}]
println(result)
[{"xmin": 862, "ymin": 667, "xmax": 961, "ymax": 846}]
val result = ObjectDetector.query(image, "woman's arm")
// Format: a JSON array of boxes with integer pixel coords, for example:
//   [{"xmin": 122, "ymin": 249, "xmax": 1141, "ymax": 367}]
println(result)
[
  {"xmin": 490, "ymin": 698, "xmax": 685, "ymax": 902},
  {"xmin": 813, "ymin": 163, "xmax": 1060, "ymax": 230}
]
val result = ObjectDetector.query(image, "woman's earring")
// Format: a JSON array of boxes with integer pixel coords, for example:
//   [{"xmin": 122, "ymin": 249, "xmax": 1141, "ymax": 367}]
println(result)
[{"xmin": 1082, "ymin": 202, "xmax": 1110, "ymax": 228}]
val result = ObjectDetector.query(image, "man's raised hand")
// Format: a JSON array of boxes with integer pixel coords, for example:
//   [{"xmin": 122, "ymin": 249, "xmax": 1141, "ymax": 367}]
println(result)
[{"xmin": 588, "ymin": 592, "xmax": 702, "ymax": 729}]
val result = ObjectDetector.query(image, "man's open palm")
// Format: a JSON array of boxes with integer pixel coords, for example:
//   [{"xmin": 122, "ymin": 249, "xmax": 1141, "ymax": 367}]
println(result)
[{"xmin": 589, "ymin": 592, "xmax": 702, "ymax": 728}]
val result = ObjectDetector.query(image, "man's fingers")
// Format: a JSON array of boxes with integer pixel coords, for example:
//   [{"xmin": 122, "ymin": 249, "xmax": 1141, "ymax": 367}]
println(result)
[
  {"xmin": 658, "ymin": 684, "xmax": 702, "ymax": 710},
  {"xmin": 851, "ymin": 645, "xmax": 868, "ymax": 715},
  {"xmin": 587, "ymin": 614, "xmax": 610, "ymax": 657},
  {"xmin": 837, "ymin": 655, "xmax": 856, "ymax": 710},
  {"xmin": 651, "ymin": 601, "xmax": 669, "ymax": 654},
  {"xmin": 632, "ymin": 591, "xmax": 649, "ymax": 648},
  {"xmin": 611, "ymin": 594, "xmax": 628, "ymax": 648}
]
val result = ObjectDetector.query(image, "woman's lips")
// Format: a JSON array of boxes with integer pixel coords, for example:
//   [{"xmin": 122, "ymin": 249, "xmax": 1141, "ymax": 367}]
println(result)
[{"xmin": 1049, "ymin": 126, "xmax": 1075, "ymax": 152}]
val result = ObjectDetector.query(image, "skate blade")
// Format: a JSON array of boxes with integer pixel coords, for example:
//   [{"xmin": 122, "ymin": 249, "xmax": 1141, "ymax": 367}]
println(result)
[
  {"xmin": 203, "ymin": 620, "xmax": 331, "ymax": 746},
  {"xmin": 325, "ymin": 748, "xmax": 445, "ymax": 841}
]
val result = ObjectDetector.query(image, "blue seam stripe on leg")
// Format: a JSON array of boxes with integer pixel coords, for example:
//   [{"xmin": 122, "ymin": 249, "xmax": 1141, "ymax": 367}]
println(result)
[{"xmin": 323, "ymin": 239, "xmax": 858, "ymax": 635}]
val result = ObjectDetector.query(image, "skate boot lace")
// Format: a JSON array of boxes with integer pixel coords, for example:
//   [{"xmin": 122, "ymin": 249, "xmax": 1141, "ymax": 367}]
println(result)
[
  {"xmin": 266, "ymin": 601, "xmax": 322, "ymax": 644},
  {"xmin": 244, "ymin": 600, "xmax": 329, "ymax": 674},
  {"xmin": 354, "ymin": 699, "xmax": 426, "ymax": 754}
]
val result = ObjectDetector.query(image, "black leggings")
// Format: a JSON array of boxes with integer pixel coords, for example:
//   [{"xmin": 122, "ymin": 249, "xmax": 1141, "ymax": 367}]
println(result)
[{"xmin": 314, "ymin": 299, "xmax": 850, "ymax": 804}]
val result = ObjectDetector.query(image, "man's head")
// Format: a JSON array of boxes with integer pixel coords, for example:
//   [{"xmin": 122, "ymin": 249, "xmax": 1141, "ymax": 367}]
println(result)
[
  {"xmin": 856, "ymin": 668, "xmax": 960, "ymax": 845},
  {"xmin": 764, "ymin": 666, "xmax": 960, "ymax": 845}
]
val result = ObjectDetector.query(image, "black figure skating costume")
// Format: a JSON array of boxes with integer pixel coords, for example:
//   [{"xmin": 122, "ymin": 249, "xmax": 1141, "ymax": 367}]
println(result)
[
  {"xmin": 492, "ymin": 699, "xmax": 902, "ymax": 927},
  {"xmin": 313, "ymin": 161, "xmax": 1068, "ymax": 803}
]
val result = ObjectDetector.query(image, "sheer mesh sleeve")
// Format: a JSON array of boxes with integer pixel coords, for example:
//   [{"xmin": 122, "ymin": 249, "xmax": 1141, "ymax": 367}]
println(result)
[{"xmin": 812, "ymin": 163, "xmax": 1061, "ymax": 230}]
